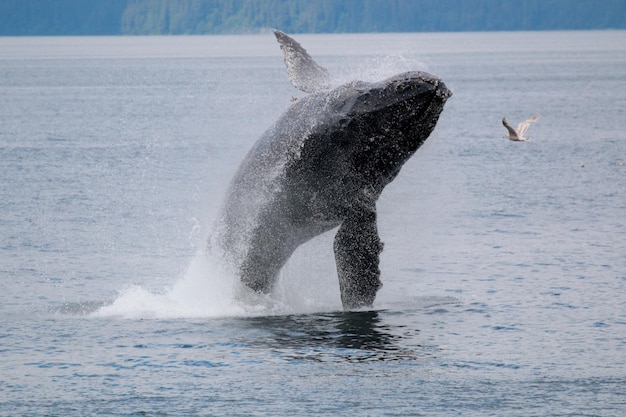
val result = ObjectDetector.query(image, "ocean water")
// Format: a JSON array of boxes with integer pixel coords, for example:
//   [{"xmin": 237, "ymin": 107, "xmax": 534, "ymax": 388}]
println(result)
[{"xmin": 1, "ymin": 31, "xmax": 625, "ymax": 416}]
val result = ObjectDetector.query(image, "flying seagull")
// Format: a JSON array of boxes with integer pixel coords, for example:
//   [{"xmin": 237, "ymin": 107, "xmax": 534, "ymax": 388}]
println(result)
[{"xmin": 502, "ymin": 115, "xmax": 540, "ymax": 141}]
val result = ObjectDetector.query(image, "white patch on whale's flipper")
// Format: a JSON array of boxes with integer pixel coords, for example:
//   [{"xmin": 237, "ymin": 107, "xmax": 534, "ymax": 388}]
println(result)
[{"xmin": 274, "ymin": 30, "xmax": 331, "ymax": 93}]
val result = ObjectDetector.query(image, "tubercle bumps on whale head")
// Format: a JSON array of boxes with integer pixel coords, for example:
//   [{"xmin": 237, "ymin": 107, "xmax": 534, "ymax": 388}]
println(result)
[
  {"xmin": 339, "ymin": 71, "xmax": 452, "ymax": 120},
  {"xmin": 382, "ymin": 71, "xmax": 452, "ymax": 103}
]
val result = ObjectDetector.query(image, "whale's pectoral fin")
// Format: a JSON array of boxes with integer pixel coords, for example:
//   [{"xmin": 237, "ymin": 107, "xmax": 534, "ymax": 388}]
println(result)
[
  {"xmin": 274, "ymin": 30, "xmax": 331, "ymax": 93},
  {"xmin": 334, "ymin": 207, "xmax": 383, "ymax": 310}
]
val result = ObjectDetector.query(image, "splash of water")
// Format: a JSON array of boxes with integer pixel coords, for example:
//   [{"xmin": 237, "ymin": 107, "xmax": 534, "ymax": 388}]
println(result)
[
  {"xmin": 92, "ymin": 251, "xmax": 239, "ymax": 319},
  {"xmin": 92, "ymin": 232, "xmax": 343, "ymax": 319},
  {"xmin": 92, "ymin": 53, "xmax": 432, "ymax": 320}
]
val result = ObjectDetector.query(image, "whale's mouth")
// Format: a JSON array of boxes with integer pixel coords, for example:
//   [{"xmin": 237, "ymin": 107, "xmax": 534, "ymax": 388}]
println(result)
[{"xmin": 432, "ymin": 79, "xmax": 453, "ymax": 101}]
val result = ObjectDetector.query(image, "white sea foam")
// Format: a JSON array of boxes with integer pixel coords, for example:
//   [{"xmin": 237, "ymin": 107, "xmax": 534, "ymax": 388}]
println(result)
[
  {"xmin": 92, "ymin": 251, "xmax": 241, "ymax": 319},
  {"xmin": 93, "ymin": 232, "xmax": 343, "ymax": 319}
]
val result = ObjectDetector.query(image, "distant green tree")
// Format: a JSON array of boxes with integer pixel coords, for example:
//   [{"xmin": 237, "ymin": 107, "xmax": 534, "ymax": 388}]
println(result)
[{"xmin": 0, "ymin": 0, "xmax": 127, "ymax": 35}]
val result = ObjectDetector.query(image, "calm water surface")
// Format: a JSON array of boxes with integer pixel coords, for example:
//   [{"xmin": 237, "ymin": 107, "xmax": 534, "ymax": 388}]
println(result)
[{"xmin": 1, "ymin": 32, "xmax": 625, "ymax": 416}]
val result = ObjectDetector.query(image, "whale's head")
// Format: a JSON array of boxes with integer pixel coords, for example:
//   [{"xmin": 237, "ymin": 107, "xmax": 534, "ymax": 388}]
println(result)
[
  {"xmin": 325, "ymin": 71, "xmax": 452, "ymax": 187},
  {"xmin": 338, "ymin": 71, "xmax": 451, "ymax": 145}
]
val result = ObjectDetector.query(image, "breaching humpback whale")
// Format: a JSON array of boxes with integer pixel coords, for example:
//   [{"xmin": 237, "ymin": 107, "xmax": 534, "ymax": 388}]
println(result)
[
  {"xmin": 212, "ymin": 31, "xmax": 452, "ymax": 309},
  {"xmin": 502, "ymin": 115, "xmax": 540, "ymax": 141}
]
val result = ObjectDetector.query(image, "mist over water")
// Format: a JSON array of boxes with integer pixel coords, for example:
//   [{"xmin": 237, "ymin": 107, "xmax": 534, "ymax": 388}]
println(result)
[{"xmin": 1, "ymin": 32, "xmax": 624, "ymax": 416}]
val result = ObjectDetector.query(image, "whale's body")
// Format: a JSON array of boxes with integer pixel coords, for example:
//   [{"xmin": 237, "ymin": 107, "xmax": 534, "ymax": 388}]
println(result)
[{"xmin": 212, "ymin": 32, "xmax": 452, "ymax": 309}]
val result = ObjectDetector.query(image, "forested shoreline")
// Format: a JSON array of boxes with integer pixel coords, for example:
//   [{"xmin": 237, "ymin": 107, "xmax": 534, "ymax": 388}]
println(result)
[{"xmin": 1, "ymin": 0, "xmax": 625, "ymax": 36}]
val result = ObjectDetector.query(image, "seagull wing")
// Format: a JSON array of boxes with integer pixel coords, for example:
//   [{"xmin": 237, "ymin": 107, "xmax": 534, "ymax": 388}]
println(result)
[
  {"xmin": 274, "ymin": 30, "xmax": 331, "ymax": 93},
  {"xmin": 502, "ymin": 118, "xmax": 519, "ymax": 139},
  {"xmin": 517, "ymin": 115, "xmax": 540, "ymax": 136}
]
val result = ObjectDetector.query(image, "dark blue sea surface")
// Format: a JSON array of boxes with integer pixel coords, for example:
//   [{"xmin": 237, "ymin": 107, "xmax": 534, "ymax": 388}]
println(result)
[{"xmin": 1, "ymin": 32, "xmax": 625, "ymax": 416}]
